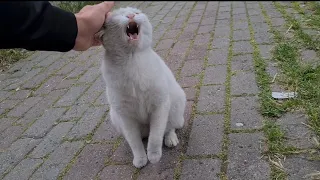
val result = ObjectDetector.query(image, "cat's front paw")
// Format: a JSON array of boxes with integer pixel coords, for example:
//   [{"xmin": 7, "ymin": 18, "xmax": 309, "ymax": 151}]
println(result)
[
  {"xmin": 133, "ymin": 156, "xmax": 148, "ymax": 168},
  {"xmin": 147, "ymin": 149, "xmax": 162, "ymax": 164},
  {"xmin": 165, "ymin": 131, "xmax": 179, "ymax": 147}
]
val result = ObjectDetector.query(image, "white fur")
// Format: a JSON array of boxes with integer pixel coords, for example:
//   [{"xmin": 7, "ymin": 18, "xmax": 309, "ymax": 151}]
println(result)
[{"xmin": 99, "ymin": 7, "xmax": 186, "ymax": 168}]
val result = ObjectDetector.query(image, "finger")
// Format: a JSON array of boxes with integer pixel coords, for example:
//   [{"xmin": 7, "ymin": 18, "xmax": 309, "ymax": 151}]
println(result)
[{"xmin": 97, "ymin": 1, "xmax": 114, "ymax": 12}]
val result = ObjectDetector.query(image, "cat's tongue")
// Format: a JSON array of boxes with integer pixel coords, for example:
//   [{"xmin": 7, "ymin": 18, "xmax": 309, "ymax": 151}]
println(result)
[{"xmin": 128, "ymin": 33, "xmax": 138, "ymax": 40}]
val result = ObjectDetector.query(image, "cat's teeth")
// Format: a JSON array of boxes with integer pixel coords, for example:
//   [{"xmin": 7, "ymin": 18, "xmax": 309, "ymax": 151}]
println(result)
[
  {"xmin": 127, "ymin": 25, "xmax": 129, "ymax": 29},
  {"xmin": 137, "ymin": 25, "xmax": 139, "ymax": 28}
]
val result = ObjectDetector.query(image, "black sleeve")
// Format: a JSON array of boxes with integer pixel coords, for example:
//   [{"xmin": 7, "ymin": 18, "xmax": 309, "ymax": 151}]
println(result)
[{"xmin": 0, "ymin": 1, "xmax": 78, "ymax": 52}]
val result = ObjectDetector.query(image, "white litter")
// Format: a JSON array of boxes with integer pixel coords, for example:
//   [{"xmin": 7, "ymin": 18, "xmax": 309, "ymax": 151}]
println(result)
[
  {"xmin": 272, "ymin": 92, "xmax": 297, "ymax": 100},
  {"xmin": 236, "ymin": 123, "xmax": 244, "ymax": 127}
]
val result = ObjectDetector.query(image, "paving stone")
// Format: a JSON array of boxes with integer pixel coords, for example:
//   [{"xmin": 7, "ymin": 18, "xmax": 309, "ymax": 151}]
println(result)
[
  {"xmin": 197, "ymin": 85, "xmax": 225, "ymax": 113},
  {"xmin": 233, "ymin": 13, "xmax": 247, "ymax": 22},
  {"xmin": 0, "ymin": 138, "xmax": 40, "ymax": 175},
  {"xmin": 203, "ymin": 65, "xmax": 227, "ymax": 85},
  {"xmin": 219, "ymin": 6, "xmax": 231, "ymax": 12},
  {"xmin": 181, "ymin": 159, "xmax": 221, "ymax": 180},
  {"xmin": 201, "ymin": 17, "xmax": 216, "ymax": 26},
  {"xmin": 94, "ymin": 92, "xmax": 108, "ymax": 106},
  {"xmin": 249, "ymin": 15, "xmax": 266, "ymax": 23},
  {"xmin": 99, "ymin": 165, "xmax": 135, "ymax": 180},
  {"xmin": 34, "ymin": 75, "xmax": 64, "ymax": 95},
  {"xmin": 23, "ymin": 108, "xmax": 67, "ymax": 138},
  {"xmin": 64, "ymin": 144, "xmax": 113, "ymax": 180},
  {"xmin": 77, "ymin": 66, "xmax": 101, "ymax": 84},
  {"xmin": 60, "ymin": 104, "xmax": 90, "ymax": 121},
  {"xmin": 0, "ymin": 126, "xmax": 24, "ymax": 150},
  {"xmin": 194, "ymin": 33, "xmax": 211, "ymax": 46},
  {"xmin": 5, "ymin": 68, "xmax": 42, "ymax": 90},
  {"xmin": 187, "ymin": 114, "xmax": 224, "ymax": 156},
  {"xmin": 301, "ymin": 49, "xmax": 317, "ymax": 64},
  {"xmin": 181, "ymin": 60, "xmax": 204, "ymax": 77},
  {"xmin": 231, "ymin": 54, "xmax": 254, "ymax": 72},
  {"xmin": 0, "ymin": 100, "xmax": 21, "ymax": 115},
  {"xmin": 214, "ymin": 26, "xmax": 230, "ymax": 38},
  {"xmin": 283, "ymin": 156, "xmax": 320, "ymax": 180},
  {"xmin": 254, "ymin": 32, "xmax": 274, "ymax": 44},
  {"xmin": 162, "ymin": 29, "xmax": 181, "ymax": 39},
  {"xmin": 231, "ymin": 96, "xmax": 263, "ymax": 129},
  {"xmin": 217, "ymin": 11, "xmax": 231, "ymax": 20},
  {"xmin": 186, "ymin": 45, "xmax": 208, "ymax": 61},
  {"xmin": 231, "ymin": 71, "xmax": 259, "ymax": 95},
  {"xmin": 30, "ymin": 141, "xmax": 84, "ymax": 180},
  {"xmin": 184, "ymin": 101, "xmax": 194, "ymax": 127},
  {"xmin": 111, "ymin": 140, "xmax": 132, "ymax": 163},
  {"xmin": 55, "ymin": 61, "xmax": 77, "ymax": 75},
  {"xmin": 3, "ymin": 158, "xmax": 43, "ymax": 180},
  {"xmin": 170, "ymin": 41, "xmax": 190, "ymax": 56},
  {"xmin": 233, "ymin": 21, "xmax": 249, "ymax": 30},
  {"xmin": 207, "ymin": 49, "xmax": 229, "ymax": 65},
  {"xmin": 212, "ymin": 37, "xmax": 230, "ymax": 49},
  {"xmin": 0, "ymin": 118, "xmax": 16, "ymax": 132},
  {"xmin": 7, "ymin": 97, "xmax": 42, "ymax": 117},
  {"xmin": 76, "ymin": 78, "xmax": 104, "ymax": 104},
  {"xmin": 156, "ymin": 39, "xmax": 175, "ymax": 51},
  {"xmin": 29, "ymin": 122, "xmax": 75, "ymax": 158},
  {"xmin": 198, "ymin": 25, "xmax": 214, "ymax": 34},
  {"xmin": 233, "ymin": 30, "xmax": 251, "ymax": 41},
  {"xmin": 277, "ymin": 112, "xmax": 317, "ymax": 149},
  {"xmin": 55, "ymin": 85, "xmax": 88, "ymax": 107},
  {"xmin": 233, "ymin": 41, "xmax": 253, "ymax": 54},
  {"xmin": 271, "ymin": 17, "xmax": 285, "ymax": 27},
  {"xmin": 248, "ymin": 9, "xmax": 262, "ymax": 16},
  {"xmin": 259, "ymin": 45, "xmax": 273, "ymax": 60},
  {"xmin": 228, "ymin": 133, "xmax": 270, "ymax": 180},
  {"xmin": 137, "ymin": 148, "xmax": 180, "ymax": 180},
  {"xmin": 178, "ymin": 76, "xmax": 199, "ymax": 88},
  {"xmin": 18, "ymin": 89, "xmax": 67, "ymax": 128},
  {"xmin": 233, "ymin": 8, "xmax": 246, "ymax": 15},
  {"xmin": 66, "ymin": 106, "xmax": 106, "ymax": 140},
  {"xmin": 215, "ymin": 19, "xmax": 230, "ymax": 28},
  {"xmin": 0, "ymin": 91, "xmax": 12, "ymax": 102},
  {"xmin": 92, "ymin": 117, "xmax": 120, "ymax": 142},
  {"xmin": 184, "ymin": 87, "xmax": 196, "ymax": 101},
  {"xmin": 9, "ymin": 90, "xmax": 31, "ymax": 100}
]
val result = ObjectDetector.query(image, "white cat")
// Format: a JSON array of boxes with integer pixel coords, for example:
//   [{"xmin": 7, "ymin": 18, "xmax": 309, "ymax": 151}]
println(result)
[{"xmin": 98, "ymin": 7, "xmax": 186, "ymax": 168}]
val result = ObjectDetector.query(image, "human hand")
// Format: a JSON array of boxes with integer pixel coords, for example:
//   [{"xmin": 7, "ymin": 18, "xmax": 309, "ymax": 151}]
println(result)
[{"xmin": 73, "ymin": 1, "xmax": 114, "ymax": 51}]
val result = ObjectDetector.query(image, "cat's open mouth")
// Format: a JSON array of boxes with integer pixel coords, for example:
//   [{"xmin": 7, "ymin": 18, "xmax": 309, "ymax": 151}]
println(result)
[{"xmin": 126, "ymin": 21, "xmax": 139, "ymax": 40}]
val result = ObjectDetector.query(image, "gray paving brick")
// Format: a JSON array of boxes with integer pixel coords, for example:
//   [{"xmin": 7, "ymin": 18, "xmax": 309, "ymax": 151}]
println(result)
[
  {"xmin": 76, "ymin": 77, "xmax": 104, "ymax": 104},
  {"xmin": 214, "ymin": 26, "xmax": 230, "ymax": 38},
  {"xmin": 249, "ymin": 15, "xmax": 266, "ymax": 23},
  {"xmin": 4, "ymin": 68, "xmax": 42, "ymax": 90},
  {"xmin": 36, "ymin": 52, "xmax": 63, "ymax": 67},
  {"xmin": 171, "ymin": 41, "xmax": 190, "ymax": 56},
  {"xmin": 0, "ymin": 118, "xmax": 16, "ymax": 132},
  {"xmin": 29, "ymin": 122, "xmax": 74, "ymax": 158},
  {"xmin": 277, "ymin": 112, "xmax": 317, "ymax": 149},
  {"xmin": 233, "ymin": 13, "xmax": 247, "ymax": 22},
  {"xmin": 18, "ymin": 89, "xmax": 67, "ymax": 128},
  {"xmin": 231, "ymin": 54, "xmax": 254, "ymax": 71},
  {"xmin": 181, "ymin": 60, "xmax": 204, "ymax": 77},
  {"xmin": 137, "ymin": 148, "xmax": 179, "ymax": 180},
  {"xmin": 21, "ymin": 69, "xmax": 51, "ymax": 89},
  {"xmin": 94, "ymin": 92, "xmax": 108, "ymax": 106},
  {"xmin": 3, "ymin": 158, "xmax": 43, "ymax": 180},
  {"xmin": 7, "ymin": 97, "xmax": 42, "ymax": 117},
  {"xmin": 231, "ymin": 71, "xmax": 259, "ymax": 95},
  {"xmin": 181, "ymin": 159, "xmax": 221, "ymax": 180},
  {"xmin": 162, "ymin": 29, "xmax": 181, "ymax": 39},
  {"xmin": 228, "ymin": 133, "xmax": 270, "ymax": 180},
  {"xmin": 215, "ymin": 19, "xmax": 230, "ymax": 28},
  {"xmin": 219, "ymin": 6, "xmax": 231, "ymax": 12},
  {"xmin": 23, "ymin": 108, "xmax": 67, "ymax": 138},
  {"xmin": 301, "ymin": 49, "xmax": 317, "ymax": 64},
  {"xmin": 233, "ymin": 41, "xmax": 253, "ymax": 54},
  {"xmin": 207, "ymin": 49, "xmax": 229, "ymax": 65},
  {"xmin": 198, "ymin": 25, "xmax": 214, "ymax": 34},
  {"xmin": 66, "ymin": 106, "xmax": 106, "ymax": 140},
  {"xmin": 55, "ymin": 85, "xmax": 88, "ymax": 107},
  {"xmin": 197, "ymin": 85, "xmax": 225, "ymax": 112},
  {"xmin": 60, "ymin": 104, "xmax": 89, "ymax": 121},
  {"xmin": 0, "ymin": 125, "xmax": 24, "ymax": 150},
  {"xmin": 248, "ymin": 9, "xmax": 262, "ymax": 16},
  {"xmin": 99, "ymin": 165, "xmax": 135, "ymax": 180},
  {"xmin": 231, "ymin": 96, "xmax": 263, "ymax": 129},
  {"xmin": 9, "ymin": 90, "xmax": 31, "ymax": 100},
  {"xmin": 233, "ymin": 30, "xmax": 251, "ymax": 41},
  {"xmin": 30, "ymin": 141, "xmax": 84, "ymax": 180},
  {"xmin": 201, "ymin": 17, "xmax": 215, "ymax": 25},
  {"xmin": 156, "ymin": 39, "xmax": 175, "ymax": 51},
  {"xmin": 184, "ymin": 87, "xmax": 196, "ymax": 101},
  {"xmin": 111, "ymin": 141, "xmax": 132, "ymax": 163},
  {"xmin": 187, "ymin": 114, "xmax": 224, "ymax": 156},
  {"xmin": 283, "ymin": 156, "xmax": 320, "ymax": 180},
  {"xmin": 271, "ymin": 17, "xmax": 285, "ymax": 27},
  {"xmin": 0, "ymin": 138, "xmax": 40, "ymax": 175},
  {"xmin": 178, "ymin": 76, "xmax": 199, "ymax": 88},
  {"xmin": 54, "ymin": 79, "xmax": 76, "ymax": 90},
  {"xmin": 0, "ymin": 100, "xmax": 21, "ymax": 115},
  {"xmin": 92, "ymin": 118, "xmax": 120, "ymax": 142},
  {"xmin": 233, "ymin": 8, "xmax": 246, "ymax": 15},
  {"xmin": 259, "ymin": 44, "xmax": 273, "ymax": 59},
  {"xmin": 234, "ymin": 21, "xmax": 249, "ymax": 30},
  {"xmin": 34, "ymin": 76, "xmax": 64, "ymax": 95},
  {"xmin": 64, "ymin": 144, "xmax": 113, "ymax": 180},
  {"xmin": 187, "ymin": 45, "xmax": 208, "ymax": 61},
  {"xmin": 194, "ymin": 33, "xmax": 211, "ymax": 46},
  {"xmin": 217, "ymin": 11, "xmax": 231, "ymax": 20},
  {"xmin": 254, "ymin": 31, "xmax": 274, "ymax": 44},
  {"xmin": 0, "ymin": 91, "xmax": 12, "ymax": 102},
  {"xmin": 78, "ymin": 66, "xmax": 101, "ymax": 84},
  {"xmin": 166, "ymin": 54, "xmax": 184, "ymax": 72},
  {"xmin": 203, "ymin": 65, "xmax": 227, "ymax": 85}
]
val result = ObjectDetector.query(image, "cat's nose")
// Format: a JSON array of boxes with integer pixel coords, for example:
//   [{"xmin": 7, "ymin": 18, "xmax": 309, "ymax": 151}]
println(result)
[{"xmin": 126, "ymin": 14, "xmax": 135, "ymax": 19}]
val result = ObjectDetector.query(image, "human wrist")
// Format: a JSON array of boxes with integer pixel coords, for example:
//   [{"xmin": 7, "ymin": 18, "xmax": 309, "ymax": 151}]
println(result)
[{"xmin": 73, "ymin": 14, "xmax": 88, "ymax": 51}]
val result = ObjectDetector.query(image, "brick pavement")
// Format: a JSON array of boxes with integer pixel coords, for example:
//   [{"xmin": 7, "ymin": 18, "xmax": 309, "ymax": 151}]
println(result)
[{"xmin": 0, "ymin": 1, "xmax": 319, "ymax": 180}]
